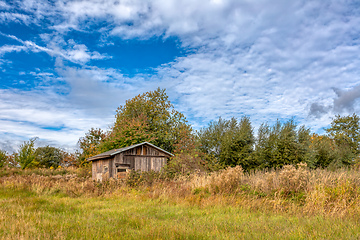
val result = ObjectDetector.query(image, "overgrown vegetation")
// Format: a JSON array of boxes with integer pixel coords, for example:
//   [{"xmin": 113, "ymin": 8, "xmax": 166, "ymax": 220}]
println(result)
[
  {"xmin": 2, "ymin": 186, "xmax": 359, "ymax": 239},
  {"xmin": 2, "ymin": 164, "xmax": 360, "ymax": 218},
  {"xmin": 0, "ymin": 150, "xmax": 6, "ymax": 168},
  {"xmin": 2, "ymin": 165, "xmax": 360, "ymax": 238},
  {"xmin": 2, "ymin": 89, "xmax": 359, "ymax": 172},
  {"xmin": 2, "ymin": 89, "xmax": 360, "ymax": 238}
]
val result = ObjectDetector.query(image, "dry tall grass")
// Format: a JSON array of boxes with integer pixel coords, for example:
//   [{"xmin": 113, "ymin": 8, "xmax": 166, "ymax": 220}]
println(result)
[{"xmin": 1, "ymin": 164, "xmax": 360, "ymax": 217}]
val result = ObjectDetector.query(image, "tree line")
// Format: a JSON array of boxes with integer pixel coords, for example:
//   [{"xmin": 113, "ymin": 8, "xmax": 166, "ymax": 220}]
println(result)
[
  {"xmin": 1, "ymin": 88, "xmax": 360, "ymax": 172},
  {"xmin": 198, "ymin": 114, "xmax": 360, "ymax": 171},
  {"xmin": 0, "ymin": 138, "xmax": 76, "ymax": 169}
]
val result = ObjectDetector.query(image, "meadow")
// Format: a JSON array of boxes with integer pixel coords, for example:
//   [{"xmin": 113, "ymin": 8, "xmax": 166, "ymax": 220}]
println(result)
[{"xmin": 1, "ymin": 165, "xmax": 360, "ymax": 239}]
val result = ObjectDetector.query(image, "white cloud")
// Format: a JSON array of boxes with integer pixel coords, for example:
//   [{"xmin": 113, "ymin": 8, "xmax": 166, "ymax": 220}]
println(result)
[
  {"xmin": 0, "ymin": 86, "xmax": 114, "ymax": 153},
  {"xmin": 1, "ymin": 32, "xmax": 109, "ymax": 65},
  {"xmin": 51, "ymin": 1, "xmax": 360, "ymax": 127},
  {"xmin": 0, "ymin": 1, "xmax": 10, "ymax": 10},
  {"xmin": 56, "ymin": 66, "xmax": 134, "ymax": 115},
  {"xmin": 0, "ymin": 12, "xmax": 31, "ymax": 24},
  {"xmin": 2, "ymin": 0, "xmax": 360, "ymax": 151},
  {"xmin": 0, "ymin": 44, "xmax": 27, "ymax": 56},
  {"xmin": 0, "ymin": 62, "xmax": 158, "ymax": 152}
]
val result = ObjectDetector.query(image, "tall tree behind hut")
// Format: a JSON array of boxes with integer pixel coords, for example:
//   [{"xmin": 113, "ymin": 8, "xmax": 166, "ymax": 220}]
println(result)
[{"xmin": 100, "ymin": 88, "xmax": 192, "ymax": 153}]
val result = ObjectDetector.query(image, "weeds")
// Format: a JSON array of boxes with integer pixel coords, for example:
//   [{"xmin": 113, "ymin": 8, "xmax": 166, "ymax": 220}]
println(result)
[{"xmin": 1, "ymin": 164, "xmax": 360, "ymax": 217}]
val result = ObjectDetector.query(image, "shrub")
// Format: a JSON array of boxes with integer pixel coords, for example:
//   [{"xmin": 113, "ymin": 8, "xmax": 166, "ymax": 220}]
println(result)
[
  {"xmin": 208, "ymin": 165, "xmax": 244, "ymax": 194},
  {"xmin": 277, "ymin": 163, "xmax": 310, "ymax": 195}
]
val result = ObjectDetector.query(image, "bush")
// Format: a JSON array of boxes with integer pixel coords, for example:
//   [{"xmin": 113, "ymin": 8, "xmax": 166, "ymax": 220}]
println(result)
[
  {"xmin": 208, "ymin": 165, "xmax": 244, "ymax": 194},
  {"xmin": 125, "ymin": 170, "xmax": 163, "ymax": 187}
]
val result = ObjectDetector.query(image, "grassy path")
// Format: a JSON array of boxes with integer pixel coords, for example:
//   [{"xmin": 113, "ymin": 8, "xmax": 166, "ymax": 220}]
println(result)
[{"xmin": 1, "ymin": 188, "xmax": 360, "ymax": 239}]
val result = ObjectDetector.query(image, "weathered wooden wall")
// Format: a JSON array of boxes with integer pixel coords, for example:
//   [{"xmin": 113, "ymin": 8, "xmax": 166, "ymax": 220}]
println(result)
[
  {"xmin": 91, "ymin": 157, "xmax": 113, "ymax": 181},
  {"xmin": 133, "ymin": 156, "xmax": 166, "ymax": 171},
  {"xmin": 122, "ymin": 145, "xmax": 163, "ymax": 156},
  {"xmin": 123, "ymin": 145, "xmax": 168, "ymax": 172},
  {"xmin": 92, "ymin": 144, "xmax": 171, "ymax": 180}
]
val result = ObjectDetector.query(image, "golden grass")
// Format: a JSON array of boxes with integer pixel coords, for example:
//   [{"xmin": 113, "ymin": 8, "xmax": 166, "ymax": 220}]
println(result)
[
  {"xmin": 1, "ymin": 188, "xmax": 360, "ymax": 239},
  {"xmin": 1, "ymin": 164, "xmax": 360, "ymax": 217},
  {"xmin": 1, "ymin": 165, "xmax": 360, "ymax": 239}
]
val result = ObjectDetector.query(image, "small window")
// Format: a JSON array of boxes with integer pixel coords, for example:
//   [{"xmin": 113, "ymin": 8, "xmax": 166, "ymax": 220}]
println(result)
[{"xmin": 117, "ymin": 168, "xmax": 127, "ymax": 173}]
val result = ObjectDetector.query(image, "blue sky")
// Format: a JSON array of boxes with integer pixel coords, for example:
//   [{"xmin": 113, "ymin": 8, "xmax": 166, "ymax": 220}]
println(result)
[{"xmin": 1, "ymin": 0, "xmax": 360, "ymax": 152}]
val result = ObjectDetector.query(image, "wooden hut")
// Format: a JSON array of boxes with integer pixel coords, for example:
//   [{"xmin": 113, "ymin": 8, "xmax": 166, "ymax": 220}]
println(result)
[{"xmin": 87, "ymin": 142, "xmax": 173, "ymax": 181}]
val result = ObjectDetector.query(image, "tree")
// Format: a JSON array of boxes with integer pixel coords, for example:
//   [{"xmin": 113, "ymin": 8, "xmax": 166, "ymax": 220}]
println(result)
[
  {"xmin": 326, "ymin": 113, "xmax": 360, "ymax": 156},
  {"xmin": 165, "ymin": 123, "xmax": 210, "ymax": 176},
  {"xmin": 100, "ymin": 114, "xmax": 156, "ymax": 152},
  {"xmin": 306, "ymin": 134, "xmax": 336, "ymax": 168},
  {"xmin": 34, "ymin": 146, "xmax": 64, "ymax": 168},
  {"xmin": 6, "ymin": 154, "xmax": 17, "ymax": 168},
  {"xmin": 77, "ymin": 128, "xmax": 106, "ymax": 166},
  {"xmin": 100, "ymin": 88, "xmax": 192, "ymax": 153},
  {"xmin": 198, "ymin": 116, "xmax": 255, "ymax": 170},
  {"xmin": 253, "ymin": 119, "xmax": 311, "ymax": 169},
  {"xmin": 198, "ymin": 117, "xmax": 229, "ymax": 162},
  {"xmin": 0, "ymin": 150, "xmax": 7, "ymax": 168},
  {"xmin": 220, "ymin": 116, "xmax": 255, "ymax": 169},
  {"xmin": 15, "ymin": 138, "xmax": 38, "ymax": 169},
  {"xmin": 61, "ymin": 152, "xmax": 77, "ymax": 167}
]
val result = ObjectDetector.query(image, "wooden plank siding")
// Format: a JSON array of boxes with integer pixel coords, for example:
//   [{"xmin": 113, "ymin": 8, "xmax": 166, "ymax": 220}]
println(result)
[
  {"xmin": 90, "ymin": 143, "xmax": 172, "ymax": 181},
  {"xmin": 132, "ymin": 156, "xmax": 166, "ymax": 172},
  {"xmin": 91, "ymin": 157, "xmax": 114, "ymax": 181}
]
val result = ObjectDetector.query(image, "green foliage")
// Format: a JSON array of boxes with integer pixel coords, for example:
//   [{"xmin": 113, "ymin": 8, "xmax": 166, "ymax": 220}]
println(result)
[
  {"xmin": 306, "ymin": 134, "xmax": 337, "ymax": 168},
  {"xmin": 198, "ymin": 117, "xmax": 228, "ymax": 162},
  {"xmin": 166, "ymin": 122, "xmax": 214, "ymax": 177},
  {"xmin": 252, "ymin": 115, "xmax": 359, "ymax": 170},
  {"xmin": 326, "ymin": 113, "xmax": 360, "ymax": 157},
  {"xmin": 15, "ymin": 138, "xmax": 38, "ymax": 169},
  {"xmin": 77, "ymin": 128, "xmax": 106, "ymax": 166},
  {"xmin": 0, "ymin": 150, "xmax": 7, "ymax": 168},
  {"xmin": 198, "ymin": 116, "xmax": 255, "ymax": 170},
  {"xmin": 254, "ymin": 119, "xmax": 311, "ymax": 169},
  {"xmin": 220, "ymin": 116, "xmax": 255, "ymax": 169},
  {"xmin": 100, "ymin": 114, "xmax": 156, "ymax": 151},
  {"xmin": 34, "ymin": 146, "xmax": 64, "ymax": 168},
  {"xmin": 76, "ymin": 88, "xmax": 360, "ymax": 172},
  {"xmin": 100, "ymin": 88, "xmax": 192, "ymax": 153},
  {"xmin": 14, "ymin": 139, "xmax": 70, "ymax": 169},
  {"xmin": 165, "ymin": 151, "xmax": 208, "ymax": 178}
]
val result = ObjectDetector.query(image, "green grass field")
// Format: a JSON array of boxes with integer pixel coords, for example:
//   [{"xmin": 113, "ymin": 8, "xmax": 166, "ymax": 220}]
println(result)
[{"xmin": 1, "ymin": 187, "xmax": 360, "ymax": 240}]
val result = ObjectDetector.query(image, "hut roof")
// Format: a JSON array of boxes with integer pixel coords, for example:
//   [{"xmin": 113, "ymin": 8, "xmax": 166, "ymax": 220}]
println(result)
[{"xmin": 87, "ymin": 142, "xmax": 174, "ymax": 161}]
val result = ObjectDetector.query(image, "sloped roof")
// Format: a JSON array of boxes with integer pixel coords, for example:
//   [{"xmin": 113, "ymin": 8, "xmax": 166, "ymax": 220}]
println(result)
[{"xmin": 87, "ymin": 142, "xmax": 174, "ymax": 161}]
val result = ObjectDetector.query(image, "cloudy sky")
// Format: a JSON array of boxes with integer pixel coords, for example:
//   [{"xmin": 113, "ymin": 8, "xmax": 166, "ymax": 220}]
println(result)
[{"xmin": 1, "ymin": 0, "xmax": 360, "ymax": 152}]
